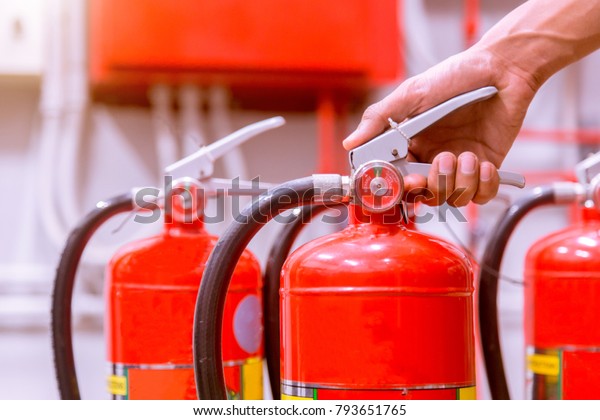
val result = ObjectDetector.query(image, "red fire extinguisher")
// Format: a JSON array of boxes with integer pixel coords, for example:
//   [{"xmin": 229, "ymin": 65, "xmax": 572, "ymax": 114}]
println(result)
[
  {"xmin": 479, "ymin": 152, "xmax": 600, "ymax": 400},
  {"xmin": 51, "ymin": 117, "xmax": 283, "ymax": 399},
  {"xmin": 263, "ymin": 204, "xmax": 418, "ymax": 399},
  {"xmin": 192, "ymin": 87, "xmax": 525, "ymax": 399}
]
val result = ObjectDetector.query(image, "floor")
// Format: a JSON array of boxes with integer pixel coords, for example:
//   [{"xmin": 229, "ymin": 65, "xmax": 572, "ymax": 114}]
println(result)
[
  {"xmin": 0, "ymin": 325, "xmax": 274, "ymax": 400},
  {"xmin": 0, "ymin": 326, "xmax": 107, "ymax": 399}
]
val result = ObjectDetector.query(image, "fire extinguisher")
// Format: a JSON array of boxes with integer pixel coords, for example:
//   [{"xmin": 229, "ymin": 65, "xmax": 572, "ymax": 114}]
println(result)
[
  {"xmin": 479, "ymin": 152, "xmax": 600, "ymax": 400},
  {"xmin": 263, "ymin": 203, "xmax": 418, "ymax": 399},
  {"xmin": 192, "ymin": 87, "xmax": 525, "ymax": 399},
  {"xmin": 51, "ymin": 117, "xmax": 283, "ymax": 400}
]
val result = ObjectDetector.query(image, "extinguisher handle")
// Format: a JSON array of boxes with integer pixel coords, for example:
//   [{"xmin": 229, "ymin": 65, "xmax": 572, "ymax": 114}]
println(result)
[
  {"xmin": 348, "ymin": 86, "xmax": 526, "ymax": 188},
  {"xmin": 394, "ymin": 86, "xmax": 498, "ymax": 140},
  {"xmin": 497, "ymin": 170, "xmax": 526, "ymax": 188},
  {"xmin": 165, "ymin": 116, "xmax": 285, "ymax": 180},
  {"xmin": 203, "ymin": 178, "xmax": 278, "ymax": 196},
  {"xmin": 349, "ymin": 86, "xmax": 499, "ymax": 170},
  {"xmin": 349, "ymin": 86, "xmax": 525, "ymax": 188},
  {"xmin": 575, "ymin": 150, "xmax": 600, "ymax": 185}
]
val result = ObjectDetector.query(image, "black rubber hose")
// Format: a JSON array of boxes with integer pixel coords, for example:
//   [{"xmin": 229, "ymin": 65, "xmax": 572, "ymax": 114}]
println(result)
[
  {"xmin": 52, "ymin": 193, "xmax": 134, "ymax": 399},
  {"xmin": 263, "ymin": 204, "xmax": 347, "ymax": 399},
  {"xmin": 478, "ymin": 186, "xmax": 555, "ymax": 400},
  {"xmin": 194, "ymin": 176, "xmax": 344, "ymax": 399}
]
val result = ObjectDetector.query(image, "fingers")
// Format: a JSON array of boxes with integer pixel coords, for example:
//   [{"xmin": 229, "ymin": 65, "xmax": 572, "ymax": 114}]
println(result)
[
  {"xmin": 473, "ymin": 162, "xmax": 500, "ymax": 204},
  {"xmin": 425, "ymin": 152, "xmax": 456, "ymax": 206},
  {"xmin": 448, "ymin": 152, "xmax": 479, "ymax": 207},
  {"xmin": 413, "ymin": 152, "xmax": 500, "ymax": 206}
]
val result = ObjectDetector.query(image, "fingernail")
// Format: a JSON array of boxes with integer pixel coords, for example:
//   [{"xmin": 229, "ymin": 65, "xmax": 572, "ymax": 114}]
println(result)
[
  {"xmin": 481, "ymin": 163, "xmax": 493, "ymax": 181},
  {"xmin": 342, "ymin": 134, "xmax": 356, "ymax": 149},
  {"xmin": 342, "ymin": 124, "xmax": 366, "ymax": 149},
  {"xmin": 460, "ymin": 155, "xmax": 476, "ymax": 175},
  {"xmin": 439, "ymin": 155, "xmax": 454, "ymax": 175}
]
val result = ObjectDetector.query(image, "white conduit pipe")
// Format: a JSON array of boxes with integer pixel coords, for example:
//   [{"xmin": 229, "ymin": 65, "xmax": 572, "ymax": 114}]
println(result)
[
  {"xmin": 15, "ymin": 122, "xmax": 44, "ymax": 268},
  {"xmin": 58, "ymin": 0, "xmax": 88, "ymax": 226},
  {"xmin": 38, "ymin": 0, "xmax": 133, "ymax": 266},
  {"xmin": 149, "ymin": 84, "xmax": 179, "ymax": 178},
  {"xmin": 208, "ymin": 85, "xmax": 248, "ymax": 180},
  {"xmin": 178, "ymin": 84, "xmax": 206, "ymax": 158},
  {"xmin": 71, "ymin": 6, "xmax": 157, "ymax": 266},
  {"xmin": 37, "ymin": 0, "xmax": 69, "ymax": 248},
  {"xmin": 208, "ymin": 85, "xmax": 250, "ymax": 227}
]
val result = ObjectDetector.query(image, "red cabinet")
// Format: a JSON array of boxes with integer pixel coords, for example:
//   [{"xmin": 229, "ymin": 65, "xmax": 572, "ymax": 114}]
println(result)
[{"xmin": 89, "ymin": 0, "xmax": 402, "ymax": 102}]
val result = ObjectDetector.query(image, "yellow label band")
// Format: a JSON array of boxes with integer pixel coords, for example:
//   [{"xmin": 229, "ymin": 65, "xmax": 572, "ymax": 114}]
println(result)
[
  {"xmin": 282, "ymin": 393, "xmax": 314, "ymax": 400},
  {"xmin": 528, "ymin": 353, "xmax": 560, "ymax": 376},
  {"xmin": 107, "ymin": 374, "xmax": 127, "ymax": 396},
  {"xmin": 282, "ymin": 384, "xmax": 475, "ymax": 400},
  {"xmin": 241, "ymin": 357, "xmax": 263, "ymax": 400},
  {"xmin": 458, "ymin": 386, "xmax": 476, "ymax": 400}
]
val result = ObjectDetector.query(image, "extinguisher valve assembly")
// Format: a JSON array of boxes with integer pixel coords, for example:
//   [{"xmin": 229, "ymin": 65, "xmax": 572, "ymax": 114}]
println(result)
[
  {"xmin": 164, "ymin": 116, "xmax": 283, "ymax": 199},
  {"xmin": 165, "ymin": 116, "xmax": 284, "ymax": 180},
  {"xmin": 349, "ymin": 86, "xmax": 526, "ymax": 190},
  {"xmin": 312, "ymin": 174, "xmax": 352, "ymax": 203},
  {"xmin": 348, "ymin": 86, "xmax": 525, "ymax": 213}
]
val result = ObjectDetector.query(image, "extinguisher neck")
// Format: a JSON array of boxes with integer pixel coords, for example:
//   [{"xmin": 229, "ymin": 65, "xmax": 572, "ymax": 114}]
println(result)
[
  {"xmin": 579, "ymin": 204, "xmax": 600, "ymax": 223},
  {"xmin": 348, "ymin": 203, "xmax": 405, "ymax": 226},
  {"xmin": 164, "ymin": 179, "xmax": 206, "ymax": 232},
  {"xmin": 163, "ymin": 213, "xmax": 205, "ymax": 233}
]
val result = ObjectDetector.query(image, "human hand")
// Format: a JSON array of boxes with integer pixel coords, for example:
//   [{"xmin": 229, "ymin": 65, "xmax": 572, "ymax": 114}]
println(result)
[{"xmin": 343, "ymin": 47, "xmax": 538, "ymax": 206}]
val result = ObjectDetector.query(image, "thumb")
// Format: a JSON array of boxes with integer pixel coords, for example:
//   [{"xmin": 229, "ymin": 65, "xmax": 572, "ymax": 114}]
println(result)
[
  {"xmin": 342, "ymin": 81, "xmax": 419, "ymax": 151},
  {"xmin": 342, "ymin": 102, "xmax": 391, "ymax": 151}
]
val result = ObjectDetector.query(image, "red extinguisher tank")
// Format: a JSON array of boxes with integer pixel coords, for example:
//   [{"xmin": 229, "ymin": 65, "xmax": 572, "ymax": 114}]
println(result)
[
  {"xmin": 106, "ymin": 186, "xmax": 263, "ymax": 400},
  {"xmin": 525, "ymin": 206, "xmax": 600, "ymax": 399},
  {"xmin": 280, "ymin": 205, "xmax": 476, "ymax": 400}
]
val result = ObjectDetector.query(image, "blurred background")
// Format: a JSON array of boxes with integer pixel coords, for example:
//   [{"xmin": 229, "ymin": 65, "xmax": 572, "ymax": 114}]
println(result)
[{"xmin": 1, "ymin": 0, "xmax": 599, "ymax": 399}]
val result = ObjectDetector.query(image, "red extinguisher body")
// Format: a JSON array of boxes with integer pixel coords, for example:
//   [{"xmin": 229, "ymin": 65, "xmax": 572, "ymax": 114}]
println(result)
[
  {"xmin": 280, "ymin": 206, "xmax": 476, "ymax": 400},
  {"xmin": 106, "ymin": 216, "xmax": 263, "ymax": 400},
  {"xmin": 525, "ymin": 207, "xmax": 600, "ymax": 399}
]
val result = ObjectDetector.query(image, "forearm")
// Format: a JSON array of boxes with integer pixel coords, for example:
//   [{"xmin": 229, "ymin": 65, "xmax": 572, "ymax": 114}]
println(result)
[{"xmin": 475, "ymin": 0, "xmax": 600, "ymax": 89}]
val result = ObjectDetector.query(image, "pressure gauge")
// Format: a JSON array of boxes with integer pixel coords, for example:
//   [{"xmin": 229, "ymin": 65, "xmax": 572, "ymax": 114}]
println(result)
[{"xmin": 352, "ymin": 160, "xmax": 403, "ymax": 213}]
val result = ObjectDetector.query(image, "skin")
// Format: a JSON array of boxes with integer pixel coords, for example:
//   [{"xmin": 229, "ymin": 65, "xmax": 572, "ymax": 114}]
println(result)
[{"xmin": 343, "ymin": 0, "xmax": 600, "ymax": 206}]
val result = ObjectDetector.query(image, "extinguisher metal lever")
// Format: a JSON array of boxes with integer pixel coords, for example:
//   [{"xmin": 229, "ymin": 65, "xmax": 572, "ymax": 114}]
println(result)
[
  {"xmin": 349, "ymin": 86, "xmax": 525, "ymax": 189},
  {"xmin": 394, "ymin": 86, "xmax": 498, "ymax": 140},
  {"xmin": 165, "ymin": 116, "xmax": 285, "ymax": 181},
  {"xmin": 203, "ymin": 177, "xmax": 277, "ymax": 197},
  {"xmin": 575, "ymin": 151, "xmax": 600, "ymax": 185},
  {"xmin": 162, "ymin": 116, "xmax": 284, "ymax": 199}
]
